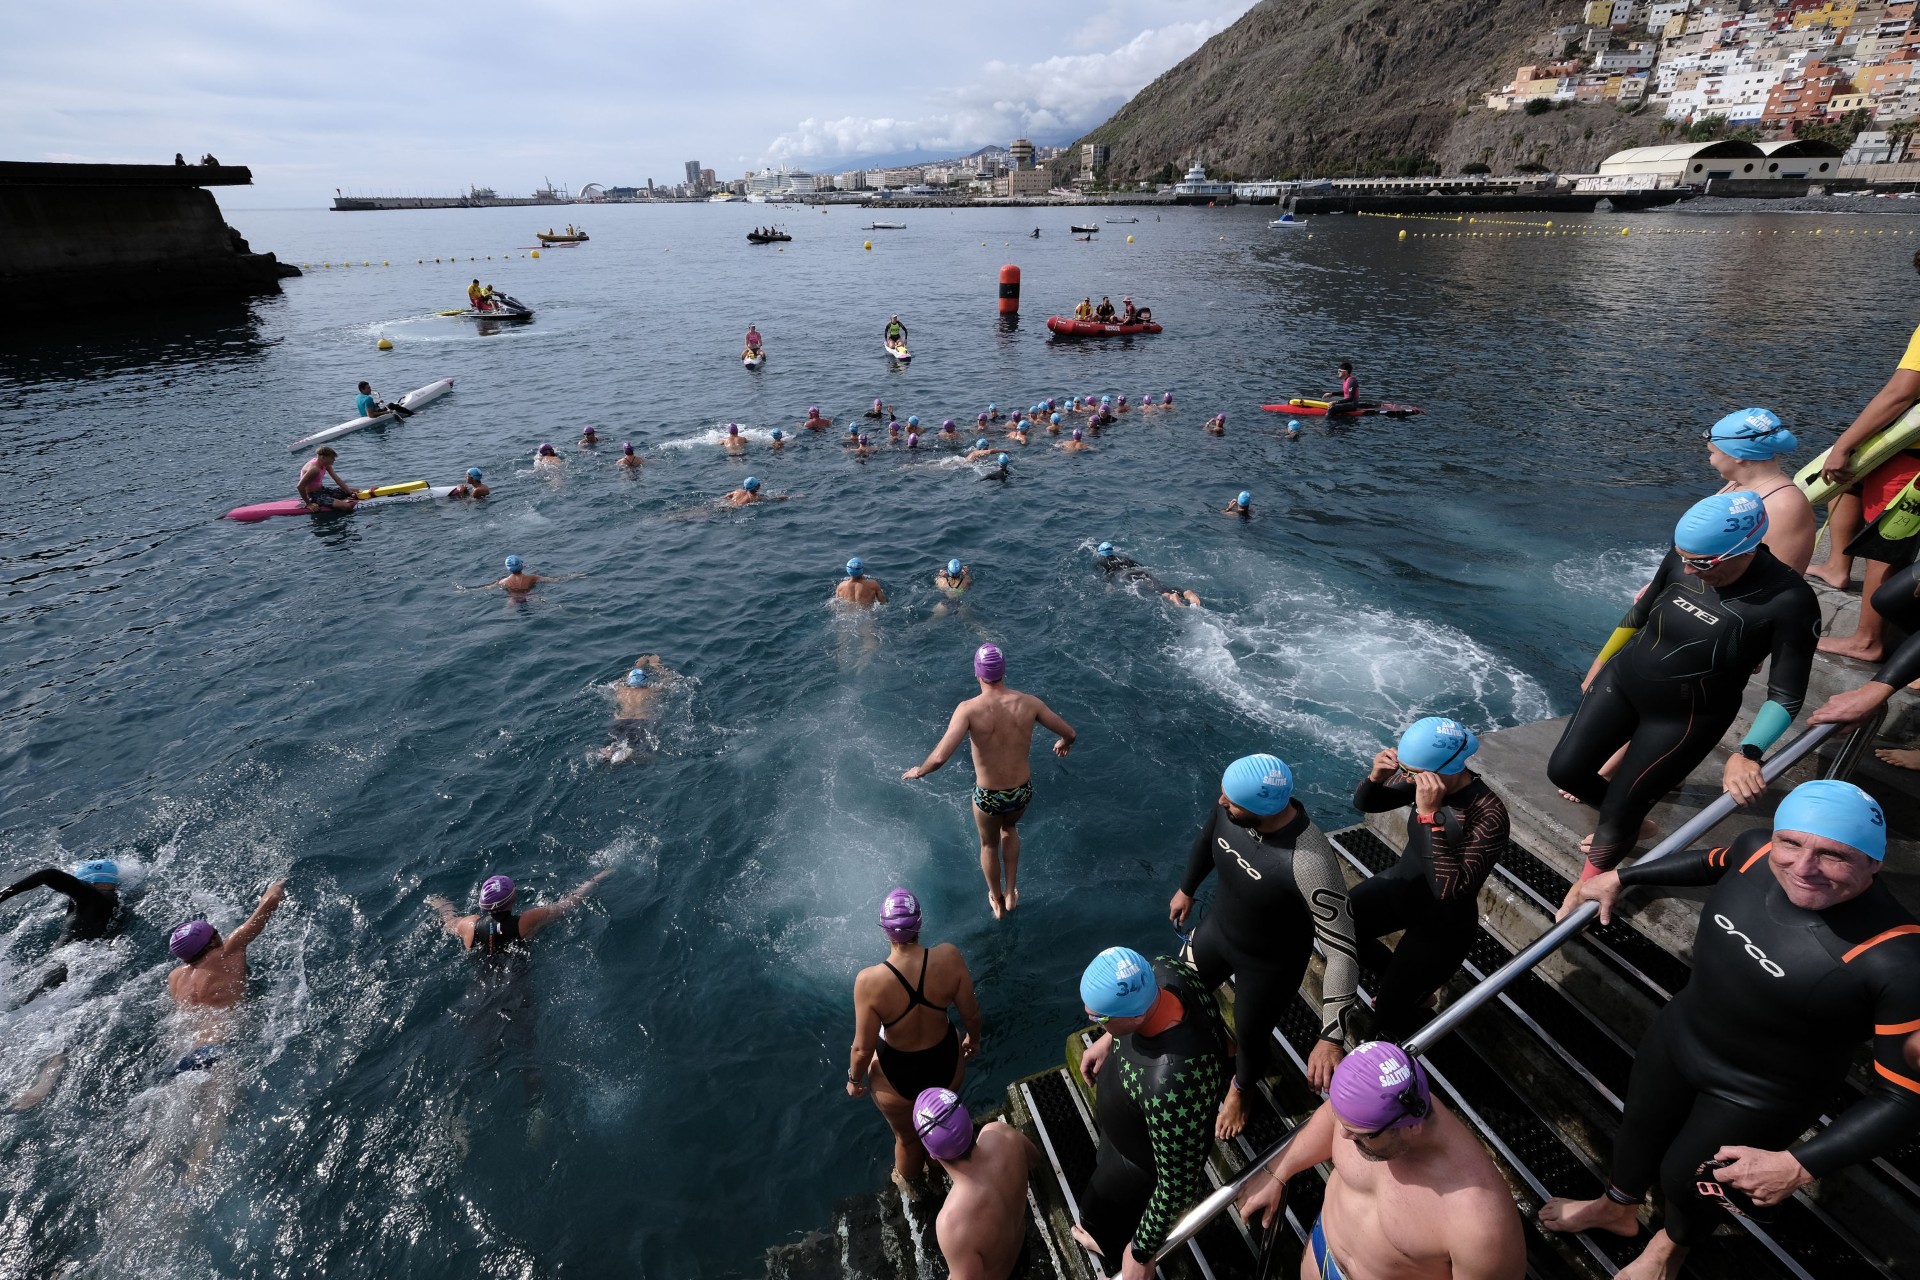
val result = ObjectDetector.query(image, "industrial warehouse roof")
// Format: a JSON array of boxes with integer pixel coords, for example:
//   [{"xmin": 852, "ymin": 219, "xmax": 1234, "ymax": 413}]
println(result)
[
  {"xmin": 1601, "ymin": 141, "xmax": 1768, "ymax": 167},
  {"xmin": 1755, "ymin": 139, "xmax": 1843, "ymax": 157}
]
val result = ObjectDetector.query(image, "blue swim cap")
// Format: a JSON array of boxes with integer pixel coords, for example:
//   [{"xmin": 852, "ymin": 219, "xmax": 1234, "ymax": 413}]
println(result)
[
  {"xmin": 847, "ymin": 424, "xmax": 858, "ymax": 435},
  {"xmin": 743, "ymin": 476, "xmax": 760, "ymax": 491},
  {"xmin": 771, "ymin": 429, "xmax": 783, "ymax": 441},
  {"xmin": 1397, "ymin": 717, "xmax": 1479, "ymax": 774},
  {"xmin": 467, "ymin": 467, "xmax": 483, "ymax": 481},
  {"xmin": 996, "ymin": 453, "xmax": 1009, "ymax": 467},
  {"xmin": 626, "ymin": 668, "xmax": 649, "ymax": 687},
  {"xmin": 847, "ymin": 557, "xmax": 864, "ymax": 576},
  {"xmin": 1674, "ymin": 491, "xmax": 1768, "ymax": 559},
  {"xmin": 1221, "ymin": 753, "xmax": 1294, "ymax": 815},
  {"xmin": 1708, "ymin": 407, "xmax": 1799, "ymax": 461},
  {"xmin": 1774, "ymin": 779, "xmax": 1886, "ymax": 861},
  {"xmin": 75, "ymin": 859, "xmax": 119, "ymax": 886},
  {"xmin": 947, "ymin": 558, "xmax": 962, "ymax": 576},
  {"xmin": 1101, "ymin": 395, "xmax": 1111, "ymax": 404},
  {"xmin": 1236, "ymin": 490, "xmax": 1251, "ymax": 508},
  {"xmin": 1080, "ymin": 946, "xmax": 1159, "ymax": 1019},
  {"xmin": 908, "ymin": 415, "xmax": 919, "ymax": 427},
  {"xmin": 1287, "ymin": 419, "xmax": 1301, "ymax": 431},
  {"xmin": 505, "ymin": 555, "xmax": 523, "ymax": 573},
  {"xmin": 987, "ymin": 403, "xmax": 997, "ymax": 411},
  {"xmin": 976, "ymin": 437, "xmax": 989, "ymax": 450},
  {"xmin": 1051, "ymin": 413, "xmax": 1061, "ymax": 424},
  {"xmin": 1097, "ymin": 541, "xmax": 1114, "ymax": 557}
]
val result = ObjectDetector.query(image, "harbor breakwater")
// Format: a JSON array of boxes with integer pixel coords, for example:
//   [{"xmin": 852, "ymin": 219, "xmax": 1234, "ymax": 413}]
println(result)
[{"xmin": 0, "ymin": 162, "xmax": 297, "ymax": 324}]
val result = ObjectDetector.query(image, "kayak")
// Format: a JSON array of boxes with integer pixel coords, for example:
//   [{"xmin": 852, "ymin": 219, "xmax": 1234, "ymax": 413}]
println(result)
[
  {"xmin": 286, "ymin": 377, "xmax": 454, "ymax": 452},
  {"xmin": 1046, "ymin": 317, "xmax": 1162, "ymax": 338},
  {"xmin": 1261, "ymin": 398, "xmax": 1423, "ymax": 419},
  {"xmin": 885, "ymin": 341, "xmax": 912, "ymax": 363},
  {"xmin": 743, "ymin": 350, "xmax": 766, "ymax": 369},
  {"xmin": 224, "ymin": 482, "xmax": 453, "ymax": 523},
  {"xmin": 1796, "ymin": 402, "xmax": 1920, "ymax": 504}
]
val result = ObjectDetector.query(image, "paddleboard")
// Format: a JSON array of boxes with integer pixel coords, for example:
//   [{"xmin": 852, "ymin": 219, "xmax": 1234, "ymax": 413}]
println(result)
[
  {"xmin": 885, "ymin": 342, "xmax": 912, "ymax": 363},
  {"xmin": 743, "ymin": 351, "xmax": 766, "ymax": 370},
  {"xmin": 287, "ymin": 378, "xmax": 455, "ymax": 452},
  {"xmin": 224, "ymin": 483, "xmax": 452, "ymax": 523},
  {"xmin": 1795, "ymin": 402, "xmax": 1920, "ymax": 504},
  {"xmin": 1261, "ymin": 399, "xmax": 1423, "ymax": 419}
]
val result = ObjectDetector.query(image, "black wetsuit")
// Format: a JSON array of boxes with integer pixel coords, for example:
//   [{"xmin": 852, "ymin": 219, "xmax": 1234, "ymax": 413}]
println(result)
[
  {"xmin": 1082, "ymin": 956, "xmax": 1230, "ymax": 1275},
  {"xmin": 0, "ymin": 869, "xmax": 122, "ymax": 1005},
  {"xmin": 1547, "ymin": 545, "xmax": 1819, "ymax": 870},
  {"xmin": 464, "ymin": 910, "xmax": 541, "ymax": 1102},
  {"xmin": 1100, "ymin": 554, "xmax": 1174, "ymax": 598},
  {"xmin": 1349, "ymin": 774, "xmax": 1508, "ymax": 1040},
  {"xmin": 1178, "ymin": 803, "xmax": 1358, "ymax": 1095},
  {"xmin": 1863, "ymin": 559, "xmax": 1920, "ymax": 687},
  {"xmin": 1607, "ymin": 828, "xmax": 1920, "ymax": 1244},
  {"xmin": 873, "ymin": 949, "xmax": 961, "ymax": 1101}
]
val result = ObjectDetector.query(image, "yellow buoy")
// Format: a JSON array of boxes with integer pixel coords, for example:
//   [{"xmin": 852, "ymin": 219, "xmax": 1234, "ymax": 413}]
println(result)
[
  {"xmin": 377, "ymin": 337, "xmax": 393, "ymax": 350},
  {"xmin": 1398, "ymin": 229, "xmax": 1407, "ymax": 240},
  {"xmin": 1544, "ymin": 220, "xmax": 1552, "ymax": 228},
  {"xmin": 531, "ymin": 250, "xmax": 540, "ymax": 258},
  {"xmin": 1620, "ymin": 228, "xmax": 1629, "ymax": 236},
  {"xmin": 864, "ymin": 240, "xmax": 872, "ymax": 250},
  {"xmin": 1127, "ymin": 235, "xmax": 1134, "ymax": 243},
  {"xmin": 383, "ymin": 260, "xmax": 390, "ymax": 266}
]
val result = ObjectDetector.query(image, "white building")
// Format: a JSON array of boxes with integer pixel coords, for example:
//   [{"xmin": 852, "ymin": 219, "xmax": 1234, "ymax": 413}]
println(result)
[{"xmin": 1172, "ymin": 162, "xmax": 1235, "ymax": 198}]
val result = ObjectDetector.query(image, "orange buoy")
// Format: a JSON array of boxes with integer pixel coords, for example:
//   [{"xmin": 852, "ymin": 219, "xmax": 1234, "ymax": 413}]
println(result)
[{"xmin": 998, "ymin": 264, "xmax": 1021, "ymax": 315}]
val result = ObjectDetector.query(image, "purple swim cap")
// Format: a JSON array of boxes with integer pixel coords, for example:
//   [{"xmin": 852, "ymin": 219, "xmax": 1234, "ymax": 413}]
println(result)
[
  {"xmin": 858, "ymin": 432, "xmax": 870, "ymax": 445},
  {"xmin": 728, "ymin": 423, "xmax": 740, "ymax": 436},
  {"xmin": 889, "ymin": 420, "xmax": 900, "ymax": 431},
  {"xmin": 479, "ymin": 875, "xmax": 516, "ymax": 911},
  {"xmin": 809, "ymin": 405, "xmax": 819, "ymax": 415},
  {"xmin": 1329, "ymin": 1041, "xmax": 1431, "ymax": 1132},
  {"xmin": 974, "ymin": 643, "xmax": 1005, "ymax": 683},
  {"xmin": 623, "ymin": 442, "xmax": 635, "ymax": 454},
  {"xmin": 914, "ymin": 1087, "xmax": 975, "ymax": 1161},
  {"xmin": 873, "ymin": 398, "xmax": 882, "ymax": 409},
  {"xmin": 1072, "ymin": 427, "xmax": 1083, "ymax": 440},
  {"xmin": 881, "ymin": 887, "xmax": 922, "ymax": 940},
  {"xmin": 582, "ymin": 425, "xmax": 597, "ymax": 436},
  {"xmin": 907, "ymin": 433, "xmax": 920, "ymax": 447},
  {"xmin": 537, "ymin": 443, "xmax": 556, "ymax": 456},
  {"xmin": 977, "ymin": 412, "xmax": 988, "ymax": 423},
  {"xmin": 169, "ymin": 919, "xmax": 216, "ymax": 961},
  {"xmin": 942, "ymin": 419, "xmax": 955, "ymax": 430}
]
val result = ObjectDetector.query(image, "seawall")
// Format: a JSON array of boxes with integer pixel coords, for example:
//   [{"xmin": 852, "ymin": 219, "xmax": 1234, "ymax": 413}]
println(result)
[{"xmin": 0, "ymin": 162, "xmax": 298, "ymax": 324}]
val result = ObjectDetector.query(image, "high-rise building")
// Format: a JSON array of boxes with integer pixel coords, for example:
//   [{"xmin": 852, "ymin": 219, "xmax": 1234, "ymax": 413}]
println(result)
[
  {"xmin": 1081, "ymin": 143, "xmax": 1110, "ymax": 176},
  {"xmin": 700, "ymin": 167, "xmax": 716, "ymax": 190},
  {"xmin": 685, "ymin": 160, "xmax": 702, "ymax": 189},
  {"xmin": 1009, "ymin": 138, "xmax": 1035, "ymax": 170}
]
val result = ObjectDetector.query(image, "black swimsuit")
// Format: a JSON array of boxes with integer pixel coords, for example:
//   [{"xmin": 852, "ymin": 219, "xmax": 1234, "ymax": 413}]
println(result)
[{"xmin": 873, "ymin": 951, "xmax": 960, "ymax": 1101}]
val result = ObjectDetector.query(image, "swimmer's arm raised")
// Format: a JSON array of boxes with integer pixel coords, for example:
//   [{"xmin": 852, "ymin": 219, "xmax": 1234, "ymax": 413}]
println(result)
[
  {"xmin": 0, "ymin": 868, "xmax": 89, "ymax": 907},
  {"xmin": 903, "ymin": 706, "xmax": 970, "ymax": 779},
  {"xmin": 226, "ymin": 880, "xmax": 286, "ymax": 951}
]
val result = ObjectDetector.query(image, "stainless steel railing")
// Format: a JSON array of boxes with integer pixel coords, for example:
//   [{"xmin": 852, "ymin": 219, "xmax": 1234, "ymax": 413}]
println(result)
[{"xmin": 1151, "ymin": 720, "xmax": 1841, "ymax": 1262}]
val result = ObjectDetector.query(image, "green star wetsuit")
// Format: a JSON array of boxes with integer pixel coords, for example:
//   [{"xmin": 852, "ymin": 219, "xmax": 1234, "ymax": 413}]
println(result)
[{"xmin": 1081, "ymin": 955, "xmax": 1230, "ymax": 1273}]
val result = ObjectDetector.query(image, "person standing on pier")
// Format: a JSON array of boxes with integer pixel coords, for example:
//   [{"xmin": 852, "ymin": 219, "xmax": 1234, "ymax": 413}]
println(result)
[
  {"xmin": 913, "ymin": 1088, "xmax": 1039, "ymax": 1280},
  {"xmin": 1349, "ymin": 717, "xmax": 1508, "ymax": 1042},
  {"xmin": 1237, "ymin": 1041, "xmax": 1524, "ymax": 1280},
  {"xmin": 1168, "ymin": 753, "xmax": 1359, "ymax": 1137},
  {"xmin": 1704, "ymin": 408, "xmax": 1814, "ymax": 574},
  {"xmin": 1543, "ymin": 780, "xmax": 1920, "ymax": 1280},
  {"xmin": 901, "ymin": 644, "xmax": 1076, "ymax": 919},
  {"xmin": 847, "ymin": 890, "xmax": 982, "ymax": 1197},
  {"xmin": 1072, "ymin": 946, "xmax": 1230, "ymax": 1279}
]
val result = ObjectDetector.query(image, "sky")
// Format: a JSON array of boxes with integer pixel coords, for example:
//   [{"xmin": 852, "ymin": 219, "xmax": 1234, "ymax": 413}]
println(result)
[{"xmin": 2, "ymin": 0, "xmax": 1259, "ymax": 207}]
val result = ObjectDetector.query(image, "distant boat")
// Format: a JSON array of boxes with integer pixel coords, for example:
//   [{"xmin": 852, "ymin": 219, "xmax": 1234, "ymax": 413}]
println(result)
[
  {"xmin": 1069, "ymin": 223, "xmax": 1099, "ymax": 233},
  {"xmin": 1268, "ymin": 215, "xmax": 1307, "ymax": 228},
  {"xmin": 537, "ymin": 229, "xmax": 588, "ymax": 243},
  {"xmin": 1105, "ymin": 217, "xmax": 1138, "ymax": 224},
  {"xmin": 866, "ymin": 221, "xmax": 906, "ymax": 230},
  {"xmin": 747, "ymin": 230, "xmax": 792, "ymax": 243}
]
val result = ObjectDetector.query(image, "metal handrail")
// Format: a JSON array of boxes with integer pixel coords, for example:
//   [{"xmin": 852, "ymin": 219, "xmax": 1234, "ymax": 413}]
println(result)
[{"xmin": 1152, "ymin": 721, "xmax": 1841, "ymax": 1262}]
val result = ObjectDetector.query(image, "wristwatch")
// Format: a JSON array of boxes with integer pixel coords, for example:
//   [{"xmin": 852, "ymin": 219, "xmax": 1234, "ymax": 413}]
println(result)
[{"xmin": 1739, "ymin": 744, "xmax": 1764, "ymax": 762}]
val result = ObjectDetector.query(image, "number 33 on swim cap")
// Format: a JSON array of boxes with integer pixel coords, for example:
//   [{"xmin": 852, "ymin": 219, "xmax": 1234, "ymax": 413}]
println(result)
[{"xmin": 1674, "ymin": 491, "xmax": 1768, "ymax": 559}]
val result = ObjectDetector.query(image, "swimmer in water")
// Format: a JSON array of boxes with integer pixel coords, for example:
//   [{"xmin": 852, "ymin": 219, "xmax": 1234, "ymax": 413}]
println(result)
[
  {"xmin": 1238, "ymin": 1042, "xmax": 1525, "ymax": 1280},
  {"xmin": 617, "ymin": 443, "xmax": 643, "ymax": 469},
  {"xmin": 1115, "ymin": 395, "xmax": 1129, "ymax": 414},
  {"xmin": 0, "ymin": 858, "xmax": 123, "ymax": 1011},
  {"xmin": 578, "ymin": 425, "xmax": 600, "ymax": 448},
  {"xmin": 964, "ymin": 437, "xmax": 997, "ymax": 462},
  {"xmin": 803, "ymin": 407, "xmax": 832, "ymax": 431},
  {"xmin": 1006, "ymin": 418, "xmax": 1028, "ymax": 445},
  {"xmin": 448, "ymin": 467, "xmax": 489, "ymax": 498},
  {"xmin": 865, "ymin": 399, "xmax": 889, "ymax": 419},
  {"xmin": 533, "ymin": 443, "xmax": 563, "ymax": 470},
  {"xmin": 724, "ymin": 476, "xmax": 782, "ymax": 506},
  {"xmin": 906, "ymin": 432, "xmax": 921, "ymax": 450},
  {"xmin": 985, "ymin": 403, "xmax": 1002, "ymax": 421},
  {"xmin": 836, "ymin": 557, "xmax": 888, "ymax": 607},
  {"xmin": 769, "ymin": 428, "xmax": 786, "ymax": 451},
  {"xmin": 1046, "ymin": 412, "xmax": 1063, "ymax": 435},
  {"xmin": 1139, "ymin": 393, "xmax": 1158, "ymax": 413},
  {"xmin": 902, "ymin": 644, "xmax": 1075, "ymax": 918},
  {"xmin": 722, "ymin": 423, "xmax": 746, "ymax": 455},
  {"xmin": 941, "ymin": 419, "xmax": 960, "ymax": 444},
  {"xmin": 1205, "ymin": 413, "xmax": 1225, "ymax": 436},
  {"xmin": 1058, "ymin": 427, "xmax": 1093, "ymax": 454},
  {"xmin": 982, "ymin": 453, "xmax": 1010, "ymax": 482},
  {"xmin": 854, "ymin": 432, "xmax": 873, "ymax": 459},
  {"xmin": 1097, "ymin": 542, "xmax": 1200, "ymax": 607},
  {"xmin": 1285, "ymin": 418, "xmax": 1302, "ymax": 439},
  {"xmin": 1222, "ymin": 490, "xmax": 1251, "ymax": 518},
  {"xmin": 159, "ymin": 879, "xmax": 287, "ymax": 1183},
  {"xmin": 913, "ymin": 1088, "xmax": 1039, "ymax": 1279},
  {"xmin": 936, "ymin": 558, "xmax": 971, "ymax": 597},
  {"xmin": 1162, "ymin": 389, "xmax": 1175, "ymax": 410},
  {"xmin": 598, "ymin": 656, "xmax": 673, "ymax": 763},
  {"xmin": 476, "ymin": 555, "xmax": 581, "ymax": 593}
]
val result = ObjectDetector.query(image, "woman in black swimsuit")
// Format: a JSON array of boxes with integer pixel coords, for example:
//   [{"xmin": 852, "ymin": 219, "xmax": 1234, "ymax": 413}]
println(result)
[{"xmin": 847, "ymin": 888, "xmax": 983, "ymax": 1192}]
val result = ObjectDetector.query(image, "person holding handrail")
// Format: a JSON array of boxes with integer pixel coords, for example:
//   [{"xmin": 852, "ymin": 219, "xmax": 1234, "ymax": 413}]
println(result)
[{"xmin": 1542, "ymin": 780, "xmax": 1920, "ymax": 1278}]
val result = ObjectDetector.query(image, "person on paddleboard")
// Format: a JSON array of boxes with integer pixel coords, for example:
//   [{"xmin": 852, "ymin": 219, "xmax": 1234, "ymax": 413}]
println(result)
[
  {"xmin": 598, "ymin": 657, "xmax": 673, "ymax": 763},
  {"xmin": 1326, "ymin": 360, "xmax": 1361, "ymax": 415},
  {"xmin": 885, "ymin": 316, "xmax": 908, "ymax": 347},
  {"xmin": 448, "ymin": 467, "xmax": 489, "ymax": 499},
  {"xmin": 743, "ymin": 324, "xmax": 763, "ymax": 357},
  {"xmin": 297, "ymin": 446, "xmax": 359, "ymax": 512},
  {"xmin": 355, "ymin": 381, "xmax": 411, "ymax": 420}
]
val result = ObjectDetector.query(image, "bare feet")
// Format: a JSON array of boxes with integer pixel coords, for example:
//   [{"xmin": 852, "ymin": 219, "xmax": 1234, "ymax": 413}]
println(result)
[
  {"xmin": 1070, "ymin": 1224, "xmax": 1105, "ymax": 1257},
  {"xmin": 1810, "ymin": 562, "xmax": 1854, "ymax": 591},
  {"xmin": 1215, "ymin": 1087, "xmax": 1247, "ymax": 1141},
  {"xmin": 1876, "ymin": 748, "xmax": 1920, "ymax": 771},
  {"xmin": 1613, "ymin": 1229, "xmax": 1687, "ymax": 1280},
  {"xmin": 988, "ymin": 890, "xmax": 1005, "ymax": 921},
  {"xmin": 1558, "ymin": 789, "xmax": 1581, "ymax": 803},
  {"xmin": 1818, "ymin": 633, "xmax": 1887, "ymax": 662},
  {"xmin": 1005, "ymin": 887, "xmax": 1019, "ymax": 912},
  {"xmin": 1538, "ymin": 1195, "xmax": 1641, "ymax": 1238},
  {"xmin": 891, "ymin": 1168, "xmax": 924, "ymax": 1202}
]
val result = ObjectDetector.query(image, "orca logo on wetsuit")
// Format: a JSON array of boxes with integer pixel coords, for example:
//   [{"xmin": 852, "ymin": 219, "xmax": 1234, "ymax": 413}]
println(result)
[
  {"xmin": 1713, "ymin": 913, "xmax": 1785, "ymax": 978},
  {"xmin": 1219, "ymin": 837, "xmax": 1262, "ymax": 880},
  {"xmin": 1671, "ymin": 598, "xmax": 1721, "ymax": 626}
]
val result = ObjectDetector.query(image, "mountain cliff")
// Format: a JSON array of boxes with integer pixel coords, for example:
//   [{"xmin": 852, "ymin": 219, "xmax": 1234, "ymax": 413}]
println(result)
[{"xmin": 1067, "ymin": 0, "xmax": 1647, "ymax": 180}]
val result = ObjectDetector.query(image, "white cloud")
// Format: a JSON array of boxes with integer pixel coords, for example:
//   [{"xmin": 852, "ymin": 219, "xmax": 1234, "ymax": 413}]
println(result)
[{"xmin": 763, "ymin": 15, "xmax": 1244, "ymax": 166}]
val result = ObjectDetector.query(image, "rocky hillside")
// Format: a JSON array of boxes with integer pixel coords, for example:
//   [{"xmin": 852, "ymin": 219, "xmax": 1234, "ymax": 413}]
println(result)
[{"xmin": 1067, "ymin": 0, "xmax": 1654, "ymax": 180}]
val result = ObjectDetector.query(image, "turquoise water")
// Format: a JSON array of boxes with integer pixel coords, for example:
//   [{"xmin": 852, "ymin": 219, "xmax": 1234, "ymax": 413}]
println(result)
[{"xmin": 2, "ymin": 201, "xmax": 1916, "ymax": 1276}]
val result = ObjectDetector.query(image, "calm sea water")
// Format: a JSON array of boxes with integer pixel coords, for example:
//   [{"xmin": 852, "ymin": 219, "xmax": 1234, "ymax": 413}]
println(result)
[{"xmin": 3, "ymin": 199, "xmax": 1917, "ymax": 1277}]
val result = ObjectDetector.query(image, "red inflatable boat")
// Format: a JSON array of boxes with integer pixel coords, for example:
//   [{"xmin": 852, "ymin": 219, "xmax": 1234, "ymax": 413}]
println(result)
[{"xmin": 1046, "ymin": 316, "xmax": 1162, "ymax": 338}]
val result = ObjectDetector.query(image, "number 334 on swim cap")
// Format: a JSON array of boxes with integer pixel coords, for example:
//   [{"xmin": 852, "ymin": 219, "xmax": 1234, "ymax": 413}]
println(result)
[
  {"xmin": 1674, "ymin": 491, "xmax": 1768, "ymax": 562},
  {"xmin": 1774, "ymin": 779, "xmax": 1887, "ymax": 861},
  {"xmin": 1222, "ymin": 754, "xmax": 1294, "ymax": 815},
  {"xmin": 1397, "ymin": 717, "xmax": 1479, "ymax": 774},
  {"xmin": 1080, "ymin": 946, "xmax": 1159, "ymax": 1019}
]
